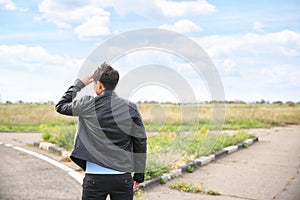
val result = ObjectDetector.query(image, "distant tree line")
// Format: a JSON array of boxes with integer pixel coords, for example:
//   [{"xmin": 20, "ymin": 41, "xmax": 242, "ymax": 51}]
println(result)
[
  {"xmin": 1, "ymin": 99, "xmax": 299, "ymax": 106},
  {"xmin": 136, "ymin": 100, "xmax": 300, "ymax": 105},
  {"xmin": 2, "ymin": 100, "xmax": 55, "ymax": 105}
]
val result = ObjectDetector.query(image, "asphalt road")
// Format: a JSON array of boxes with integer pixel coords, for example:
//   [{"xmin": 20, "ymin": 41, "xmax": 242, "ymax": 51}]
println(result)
[{"xmin": 0, "ymin": 145, "xmax": 82, "ymax": 200}]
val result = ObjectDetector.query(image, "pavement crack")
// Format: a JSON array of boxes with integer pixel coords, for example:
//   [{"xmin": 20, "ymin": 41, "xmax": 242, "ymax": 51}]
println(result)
[
  {"xmin": 221, "ymin": 193, "xmax": 259, "ymax": 200},
  {"xmin": 223, "ymin": 159, "xmax": 297, "ymax": 169},
  {"xmin": 273, "ymin": 165, "xmax": 300, "ymax": 199}
]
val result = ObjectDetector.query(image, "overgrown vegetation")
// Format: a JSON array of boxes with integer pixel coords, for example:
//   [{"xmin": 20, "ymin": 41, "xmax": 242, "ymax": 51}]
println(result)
[
  {"xmin": 1, "ymin": 103, "xmax": 299, "ymax": 179},
  {"xmin": 144, "ymin": 128, "xmax": 253, "ymax": 180}
]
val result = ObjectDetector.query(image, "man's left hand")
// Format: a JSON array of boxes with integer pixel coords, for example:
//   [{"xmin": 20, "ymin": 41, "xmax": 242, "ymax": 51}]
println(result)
[{"xmin": 133, "ymin": 181, "xmax": 140, "ymax": 191}]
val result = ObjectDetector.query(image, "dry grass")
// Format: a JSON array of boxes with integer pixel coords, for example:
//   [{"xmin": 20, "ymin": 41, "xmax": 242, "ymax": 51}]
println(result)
[
  {"xmin": 0, "ymin": 104, "xmax": 71, "ymax": 125},
  {"xmin": 0, "ymin": 104, "xmax": 74, "ymax": 132},
  {"xmin": 138, "ymin": 103, "xmax": 300, "ymax": 129},
  {"xmin": 225, "ymin": 104, "xmax": 300, "ymax": 122},
  {"xmin": 0, "ymin": 103, "xmax": 299, "ymax": 132}
]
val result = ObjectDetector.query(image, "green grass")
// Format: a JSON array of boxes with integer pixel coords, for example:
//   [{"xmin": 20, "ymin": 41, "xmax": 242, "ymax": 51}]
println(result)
[
  {"xmin": 1, "ymin": 103, "xmax": 299, "ymax": 180},
  {"xmin": 0, "ymin": 103, "xmax": 74, "ymax": 132},
  {"xmin": 144, "ymin": 128, "xmax": 254, "ymax": 180},
  {"xmin": 40, "ymin": 122, "xmax": 76, "ymax": 150},
  {"xmin": 1, "ymin": 103, "xmax": 300, "ymax": 133},
  {"xmin": 0, "ymin": 124, "xmax": 42, "ymax": 132}
]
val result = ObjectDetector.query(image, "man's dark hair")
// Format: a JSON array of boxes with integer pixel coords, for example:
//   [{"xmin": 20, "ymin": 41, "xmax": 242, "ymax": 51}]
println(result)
[{"xmin": 92, "ymin": 62, "xmax": 119, "ymax": 90}]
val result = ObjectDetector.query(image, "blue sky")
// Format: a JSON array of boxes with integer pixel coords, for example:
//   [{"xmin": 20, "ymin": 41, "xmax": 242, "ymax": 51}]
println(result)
[{"xmin": 0, "ymin": 0, "xmax": 299, "ymax": 103}]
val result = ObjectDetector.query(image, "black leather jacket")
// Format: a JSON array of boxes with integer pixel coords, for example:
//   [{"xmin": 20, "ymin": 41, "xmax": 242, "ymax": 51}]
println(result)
[{"xmin": 55, "ymin": 79, "xmax": 147, "ymax": 183}]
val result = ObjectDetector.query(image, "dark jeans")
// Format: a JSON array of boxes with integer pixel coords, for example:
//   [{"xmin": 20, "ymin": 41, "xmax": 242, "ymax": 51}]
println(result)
[{"xmin": 82, "ymin": 173, "xmax": 133, "ymax": 200}]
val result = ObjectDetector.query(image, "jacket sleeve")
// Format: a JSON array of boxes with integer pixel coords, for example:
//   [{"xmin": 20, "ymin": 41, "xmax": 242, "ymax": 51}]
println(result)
[
  {"xmin": 55, "ymin": 79, "xmax": 94, "ymax": 116},
  {"xmin": 131, "ymin": 104, "xmax": 147, "ymax": 183}
]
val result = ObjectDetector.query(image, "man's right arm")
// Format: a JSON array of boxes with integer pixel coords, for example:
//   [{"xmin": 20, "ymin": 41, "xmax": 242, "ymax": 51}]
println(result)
[
  {"xmin": 55, "ymin": 78, "xmax": 95, "ymax": 117},
  {"xmin": 55, "ymin": 79, "xmax": 86, "ymax": 116}
]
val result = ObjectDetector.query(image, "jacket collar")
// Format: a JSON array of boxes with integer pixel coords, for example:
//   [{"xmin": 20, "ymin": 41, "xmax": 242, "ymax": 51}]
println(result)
[{"xmin": 100, "ymin": 89, "xmax": 115, "ymax": 96}]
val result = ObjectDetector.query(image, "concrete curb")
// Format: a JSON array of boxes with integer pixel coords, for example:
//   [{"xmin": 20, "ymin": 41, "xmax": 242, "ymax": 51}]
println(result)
[
  {"xmin": 140, "ymin": 136, "xmax": 259, "ymax": 189},
  {"xmin": 33, "ymin": 137, "xmax": 259, "ymax": 189},
  {"xmin": 33, "ymin": 142, "xmax": 71, "ymax": 158}
]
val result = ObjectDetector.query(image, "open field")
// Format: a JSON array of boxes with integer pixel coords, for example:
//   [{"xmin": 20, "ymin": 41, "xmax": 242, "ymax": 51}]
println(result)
[
  {"xmin": 1, "ymin": 103, "xmax": 299, "ymax": 133},
  {"xmin": 1, "ymin": 103, "xmax": 299, "ymax": 179},
  {"xmin": 1, "ymin": 103, "xmax": 299, "ymax": 150},
  {"xmin": 139, "ymin": 103, "xmax": 300, "ymax": 130},
  {"xmin": 0, "ymin": 104, "xmax": 73, "ymax": 132}
]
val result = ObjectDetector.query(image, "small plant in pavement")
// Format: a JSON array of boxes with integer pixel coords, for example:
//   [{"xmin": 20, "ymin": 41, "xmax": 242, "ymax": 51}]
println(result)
[
  {"xmin": 186, "ymin": 166, "xmax": 194, "ymax": 173},
  {"xmin": 171, "ymin": 180, "xmax": 220, "ymax": 195}
]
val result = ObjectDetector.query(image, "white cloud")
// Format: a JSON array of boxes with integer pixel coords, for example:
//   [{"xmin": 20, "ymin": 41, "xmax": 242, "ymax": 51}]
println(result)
[
  {"xmin": 211, "ymin": 58, "xmax": 240, "ymax": 78},
  {"xmin": 0, "ymin": 0, "xmax": 27, "ymax": 11},
  {"xmin": 261, "ymin": 64, "xmax": 300, "ymax": 87},
  {"xmin": 99, "ymin": 0, "xmax": 216, "ymax": 18},
  {"xmin": 156, "ymin": 0, "xmax": 216, "ymax": 17},
  {"xmin": 196, "ymin": 34, "xmax": 242, "ymax": 58},
  {"xmin": 37, "ymin": 0, "xmax": 111, "ymax": 38},
  {"xmin": 197, "ymin": 30, "xmax": 300, "ymax": 58},
  {"xmin": 0, "ymin": 44, "xmax": 77, "ymax": 71},
  {"xmin": 38, "ymin": 1, "xmax": 109, "ymax": 25},
  {"xmin": 159, "ymin": 20, "xmax": 202, "ymax": 33},
  {"xmin": 193, "ymin": 30, "xmax": 300, "ymax": 101},
  {"xmin": 245, "ymin": 30, "xmax": 300, "ymax": 56},
  {"xmin": 0, "ymin": 0, "xmax": 15, "ymax": 10},
  {"xmin": 0, "ymin": 45, "xmax": 83, "ymax": 102},
  {"xmin": 36, "ymin": 0, "xmax": 215, "ymax": 39},
  {"xmin": 221, "ymin": 59, "xmax": 236, "ymax": 72},
  {"xmin": 99, "ymin": 0, "xmax": 158, "ymax": 18},
  {"xmin": 74, "ymin": 16, "xmax": 111, "ymax": 40},
  {"xmin": 253, "ymin": 21, "xmax": 264, "ymax": 32},
  {"xmin": 111, "ymin": 50, "xmax": 210, "ymax": 102}
]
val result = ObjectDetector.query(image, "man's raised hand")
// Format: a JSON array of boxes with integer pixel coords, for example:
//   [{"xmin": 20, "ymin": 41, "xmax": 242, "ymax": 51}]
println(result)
[{"xmin": 81, "ymin": 75, "xmax": 94, "ymax": 85}]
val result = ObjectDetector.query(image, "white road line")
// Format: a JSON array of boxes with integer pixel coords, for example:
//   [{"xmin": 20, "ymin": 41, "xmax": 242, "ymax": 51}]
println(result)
[
  {"xmin": 12, "ymin": 146, "xmax": 84, "ymax": 185},
  {"xmin": 4, "ymin": 143, "xmax": 12, "ymax": 147},
  {"xmin": 0, "ymin": 141, "xmax": 3, "ymax": 145}
]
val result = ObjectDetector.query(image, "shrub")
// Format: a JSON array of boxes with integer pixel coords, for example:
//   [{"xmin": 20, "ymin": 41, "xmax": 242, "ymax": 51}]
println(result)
[{"xmin": 40, "ymin": 123, "xmax": 76, "ymax": 150}]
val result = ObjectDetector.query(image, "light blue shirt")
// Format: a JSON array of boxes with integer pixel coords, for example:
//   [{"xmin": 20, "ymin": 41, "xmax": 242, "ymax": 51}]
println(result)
[{"xmin": 86, "ymin": 161, "xmax": 126, "ymax": 174}]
